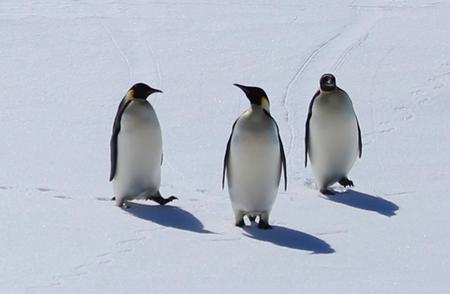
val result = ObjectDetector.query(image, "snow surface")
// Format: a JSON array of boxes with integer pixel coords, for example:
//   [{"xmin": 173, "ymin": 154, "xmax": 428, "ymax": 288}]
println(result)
[{"xmin": 1, "ymin": 0, "xmax": 449, "ymax": 293}]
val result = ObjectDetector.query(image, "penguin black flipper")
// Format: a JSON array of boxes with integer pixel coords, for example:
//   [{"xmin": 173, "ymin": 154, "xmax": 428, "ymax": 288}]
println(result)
[
  {"xmin": 356, "ymin": 118, "xmax": 362, "ymax": 158},
  {"xmin": 109, "ymin": 98, "xmax": 132, "ymax": 181},
  {"xmin": 264, "ymin": 110, "xmax": 287, "ymax": 191},
  {"xmin": 278, "ymin": 133, "xmax": 287, "ymax": 191},
  {"xmin": 222, "ymin": 120, "xmax": 238, "ymax": 189},
  {"xmin": 305, "ymin": 90, "xmax": 320, "ymax": 167}
]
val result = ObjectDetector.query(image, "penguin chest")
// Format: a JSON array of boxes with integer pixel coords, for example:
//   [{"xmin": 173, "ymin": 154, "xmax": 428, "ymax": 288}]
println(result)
[
  {"xmin": 114, "ymin": 104, "xmax": 162, "ymax": 196},
  {"xmin": 310, "ymin": 104, "xmax": 358, "ymax": 178},
  {"xmin": 228, "ymin": 118, "xmax": 280, "ymax": 211}
]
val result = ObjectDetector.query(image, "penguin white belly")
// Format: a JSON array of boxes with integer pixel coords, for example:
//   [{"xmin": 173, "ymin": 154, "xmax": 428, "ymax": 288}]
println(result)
[
  {"xmin": 113, "ymin": 103, "xmax": 162, "ymax": 202},
  {"xmin": 310, "ymin": 109, "xmax": 358, "ymax": 188},
  {"xmin": 228, "ymin": 125, "xmax": 280, "ymax": 214}
]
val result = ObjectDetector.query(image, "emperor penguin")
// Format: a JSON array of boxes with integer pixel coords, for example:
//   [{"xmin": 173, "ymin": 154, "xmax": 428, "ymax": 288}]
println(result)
[
  {"xmin": 223, "ymin": 84, "xmax": 287, "ymax": 229},
  {"xmin": 305, "ymin": 73, "xmax": 362, "ymax": 195},
  {"xmin": 110, "ymin": 83, "xmax": 177, "ymax": 208}
]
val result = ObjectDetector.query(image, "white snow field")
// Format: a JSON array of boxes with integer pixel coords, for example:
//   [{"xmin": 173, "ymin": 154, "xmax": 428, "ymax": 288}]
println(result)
[{"xmin": 1, "ymin": 0, "xmax": 449, "ymax": 293}]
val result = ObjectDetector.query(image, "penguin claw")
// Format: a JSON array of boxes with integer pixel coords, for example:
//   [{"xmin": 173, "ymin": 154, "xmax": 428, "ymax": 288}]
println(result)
[
  {"xmin": 235, "ymin": 219, "xmax": 245, "ymax": 227},
  {"xmin": 165, "ymin": 196, "xmax": 178, "ymax": 204},
  {"xmin": 339, "ymin": 177, "xmax": 354, "ymax": 188},
  {"xmin": 320, "ymin": 188, "xmax": 336, "ymax": 195},
  {"xmin": 257, "ymin": 220, "xmax": 272, "ymax": 230}
]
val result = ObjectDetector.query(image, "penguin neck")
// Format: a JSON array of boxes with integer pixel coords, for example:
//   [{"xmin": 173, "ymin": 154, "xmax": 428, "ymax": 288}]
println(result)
[
  {"xmin": 126, "ymin": 97, "xmax": 149, "ymax": 104},
  {"xmin": 251, "ymin": 103, "xmax": 270, "ymax": 113},
  {"xmin": 320, "ymin": 89, "xmax": 335, "ymax": 94},
  {"xmin": 125, "ymin": 92, "xmax": 150, "ymax": 103}
]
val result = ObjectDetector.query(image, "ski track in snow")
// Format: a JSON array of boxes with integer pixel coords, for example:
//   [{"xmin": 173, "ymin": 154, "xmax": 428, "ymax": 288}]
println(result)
[
  {"xmin": 367, "ymin": 54, "xmax": 450, "ymax": 144},
  {"xmin": 331, "ymin": 17, "xmax": 381, "ymax": 73},
  {"xmin": 2, "ymin": 1, "xmax": 450, "ymax": 293},
  {"xmin": 22, "ymin": 186, "xmax": 209, "ymax": 292},
  {"xmin": 99, "ymin": 21, "xmax": 133, "ymax": 85},
  {"xmin": 349, "ymin": 2, "xmax": 441, "ymax": 10},
  {"xmin": 145, "ymin": 39, "xmax": 163, "ymax": 87},
  {"xmin": 25, "ymin": 221, "xmax": 167, "ymax": 293}
]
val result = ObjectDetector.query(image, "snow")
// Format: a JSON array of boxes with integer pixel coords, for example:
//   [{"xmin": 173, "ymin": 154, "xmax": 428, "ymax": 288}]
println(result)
[{"xmin": 1, "ymin": 0, "xmax": 449, "ymax": 293}]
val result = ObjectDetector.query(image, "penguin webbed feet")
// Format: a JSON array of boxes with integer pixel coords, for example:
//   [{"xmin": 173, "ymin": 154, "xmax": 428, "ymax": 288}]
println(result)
[
  {"xmin": 248, "ymin": 215, "xmax": 257, "ymax": 222},
  {"xmin": 235, "ymin": 219, "xmax": 246, "ymax": 227},
  {"xmin": 339, "ymin": 177, "xmax": 354, "ymax": 188},
  {"xmin": 235, "ymin": 214, "xmax": 272, "ymax": 230},
  {"xmin": 320, "ymin": 188, "xmax": 336, "ymax": 195},
  {"xmin": 117, "ymin": 199, "xmax": 130, "ymax": 209},
  {"xmin": 146, "ymin": 193, "xmax": 178, "ymax": 206},
  {"xmin": 112, "ymin": 196, "xmax": 130, "ymax": 208},
  {"xmin": 257, "ymin": 219, "xmax": 272, "ymax": 230}
]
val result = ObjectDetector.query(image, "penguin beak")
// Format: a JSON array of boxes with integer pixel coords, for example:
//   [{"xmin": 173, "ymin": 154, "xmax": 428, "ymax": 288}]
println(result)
[
  {"xmin": 233, "ymin": 83, "xmax": 249, "ymax": 96},
  {"xmin": 149, "ymin": 88, "xmax": 163, "ymax": 95}
]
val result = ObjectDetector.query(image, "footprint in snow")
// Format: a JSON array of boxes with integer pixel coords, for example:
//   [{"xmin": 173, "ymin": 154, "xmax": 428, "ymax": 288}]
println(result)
[
  {"xmin": 304, "ymin": 178, "xmax": 316, "ymax": 190},
  {"xmin": 418, "ymin": 97, "xmax": 430, "ymax": 105},
  {"xmin": 96, "ymin": 197, "xmax": 113, "ymax": 201},
  {"xmin": 36, "ymin": 187, "xmax": 72, "ymax": 200},
  {"xmin": 394, "ymin": 106, "xmax": 415, "ymax": 121},
  {"xmin": 53, "ymin": 195, "xmax": 72, "ymax": 200},
  {"xmin": 433, "ymin": 83, "xmax": 445, "ymax": 90},
  {"xmin": 410, "ymin": 89, "xmax": 423, "ymax": 96},
  {"xmin": 36, "ymin": 187, "xmax": 53, "ymax": 192}
]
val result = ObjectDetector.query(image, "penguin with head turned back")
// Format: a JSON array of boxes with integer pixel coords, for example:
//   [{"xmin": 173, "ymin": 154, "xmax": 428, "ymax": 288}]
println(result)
[
  {"xmin": 110, "ymin": 83, "xmax": 177, "ymax": 208},
  {"xmin": 305, "ymin": 73, "xmax": 362, "ymax": 195},
  {"xmin": 223, "ymin": 84, "xmax": 287, "ymax": 229}
]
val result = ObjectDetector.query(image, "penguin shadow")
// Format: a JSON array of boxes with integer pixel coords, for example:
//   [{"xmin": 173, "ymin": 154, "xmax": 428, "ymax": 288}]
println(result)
[
  {"xmin": 125, "ymin": 202, "xmax": 213, "ymax": 234},
  {"xmin": 323, "ymin": 189, "xmax": 399, "ymax": 217},
  {"xmin": 243, "ymin": 225, "xmax": 335, "ymax": 254}
]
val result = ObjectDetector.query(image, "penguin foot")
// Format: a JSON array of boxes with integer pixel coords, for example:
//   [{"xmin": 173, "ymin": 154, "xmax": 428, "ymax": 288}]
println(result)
[
  {"xmin": 148, "ymin": 195, "xmax": 178, "ymax": 206},
  {"xmin": 339, "ymin": 177, "xmax": 354, "ymax": 188},
  {"xmin": 320, "ymin": 188, "xmax": 336, "ymax": 195},
  {"xmin": 248, "ymin": 215, "xmax": 257, "ymax": 222},
  {"xmin": 118, "ymin": 201, "xmax": 130, "ymax": 209},
  {"xmin": 235, "ymin": 219, "xmax": 246, "ymax": 227},
  {"xmin": 257, "ymin": 219, "xmax": 272, "ymax": 230}
]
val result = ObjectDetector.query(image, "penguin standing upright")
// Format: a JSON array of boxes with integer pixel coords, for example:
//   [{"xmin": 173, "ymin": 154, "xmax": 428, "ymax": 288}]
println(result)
[
  {"xmin": 305, "ymin": 74, "xmax": 362, "ymax": 195},
  {"xmin": 223, "ymin": 84, "xmax": 287, "ymax": 229},
  {"xmin": 110, "ymin": 83, "xmax": 177, "ymax": 207}
]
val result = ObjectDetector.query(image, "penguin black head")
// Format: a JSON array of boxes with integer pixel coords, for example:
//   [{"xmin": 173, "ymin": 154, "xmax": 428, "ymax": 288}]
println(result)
[
  {"xmin": 319, "ymin": 73, "xmax": 336, "ymax": 92},
  {"xmin": 128, "ymin": 83, "xmax": 162, "ymax": 100},
  {"xmin": 234, "ymin": 83, "xmax": 270, "ymax": 111}
]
